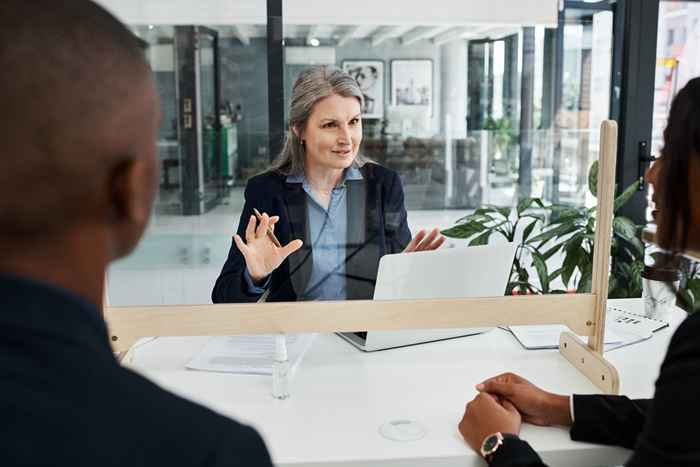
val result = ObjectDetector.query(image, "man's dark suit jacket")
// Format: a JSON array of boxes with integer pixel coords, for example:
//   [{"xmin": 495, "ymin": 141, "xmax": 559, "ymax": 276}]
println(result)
[
  {"xmin": 0, "ymin": 274, "xmax": 273, "ymax": 467},
  {"xmin": 212, "ymin": 163, "xmax": 412, "ymax": 303},
  {"xmin": 490, "ymin": 310, "xmax": 700, "ymax": 466}
]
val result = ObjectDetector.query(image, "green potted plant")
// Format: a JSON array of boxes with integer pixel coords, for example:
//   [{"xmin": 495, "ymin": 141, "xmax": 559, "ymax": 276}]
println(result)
[
  {"xmin": 673, "ymin": 257, "xmax": 700, "ymax": 313},
  {"xmin": 441, "ymin": 161, "xmax": 644, "ymax": 297}
]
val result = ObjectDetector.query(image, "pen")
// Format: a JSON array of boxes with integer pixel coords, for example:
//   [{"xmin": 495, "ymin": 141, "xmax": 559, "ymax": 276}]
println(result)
[{"xmin": 253, "ymin": 208, "xmax": 282, "ymax": 248}]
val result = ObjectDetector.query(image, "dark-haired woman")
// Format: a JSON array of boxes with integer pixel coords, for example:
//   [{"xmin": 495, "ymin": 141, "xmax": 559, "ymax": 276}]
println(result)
[{"xmin": 457, "ymin": 77, "xmax": 700, "ymax": 466}]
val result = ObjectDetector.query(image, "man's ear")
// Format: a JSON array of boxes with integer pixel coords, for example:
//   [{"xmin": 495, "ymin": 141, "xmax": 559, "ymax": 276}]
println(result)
[
  {"xmin": 109, "ymin": 159, "xmax": 152, "ymax": 226},
  {"xmin": 107, "ymin": 158, "xmax": 155, "ymax": 259}
]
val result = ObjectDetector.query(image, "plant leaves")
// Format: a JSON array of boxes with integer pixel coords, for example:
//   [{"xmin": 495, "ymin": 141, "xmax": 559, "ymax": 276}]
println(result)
[
  {"xmin": 614, "ymin": 180, "xmax": 640, "ymax": 212},
  {"xmin": 522, "ymin": 220, "xmax": 539, "ymax": 243},
  {"xmin": 542, "ymin": 243, "xmax": 564, "ymax": 261},
  {"xmin": 607, "ymin": 275, "xmax": 626, "ymax": 299},
  {"xmin": 495, "ymin": 206, "xmax": 512, "ymax": 219},
  {"xmin": 521, "ymin": 213, "xmax": 546, "ymax": 224},
  {"xmin": 561, "ymin": 240, "xmax": 581, "ymax": 287},
  {"xmin": 441, "ymin": 220, "xmax": 488, "ymax": 239},
  {"xmin": 548, "ymin": 213, "xmax": 584, "ymax": 226},
  {"xmin": 469, "ymin": 230, "xmax": 492, "ymax": 246},
  {"xmin": 473, "ymin": 207, "xmax": 500, "ymax": 218},
  {"xmin": 626, "ymin": 236, "xmax": 646, "ymax": 258},
  {"xmin": 528, "ymin": 222, "xmax": 579, "ymax": 245},
  {"xmin": 517, "ymin": 197, "xmax": 544, "ymax": 216},
  {"xmin": 684, "ymin": 278, "xmax": 700, "ymax": 313},
  {"xmin": 588, "ymin": 160, "xmax": 599, "ymax": 198},
  {"xmin": 677, "ymin": 288, "xmax": 695, "ymax": 313},
  {"xmin": 531, "ymin": 251, "xmax": 549, "ymax": 293},
  {"xmin": 548, "ymin": 206, "xmax": 585, "ymax": 225},
  {"xmin": 613, "ymin": 217, "xmax": 638, "ymax": 243},
  {"xmin": 548, "ymin": 267, "xmax": 563, "ymax": 283},
  {"xmin": 576, "ymin": 262, "xmax": 593, "ymax": 293}
]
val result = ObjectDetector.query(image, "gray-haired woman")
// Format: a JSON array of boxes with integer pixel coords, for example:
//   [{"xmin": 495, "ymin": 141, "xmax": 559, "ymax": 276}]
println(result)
[{"xmin": 212, "ymin": 65, "xmax": 443, "ymax": 303}]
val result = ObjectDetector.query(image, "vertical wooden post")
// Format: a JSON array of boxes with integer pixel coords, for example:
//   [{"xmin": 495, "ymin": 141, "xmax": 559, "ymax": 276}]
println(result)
[
  {"xmin": 588, "ymin": 121, "xmax": 618, "ymax": 352},
  {"xmin": 559, "ymin": 121, "xmax": 620, "ymax": 394}
]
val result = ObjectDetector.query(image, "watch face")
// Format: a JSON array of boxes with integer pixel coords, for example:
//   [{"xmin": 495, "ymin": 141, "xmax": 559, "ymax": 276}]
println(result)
[{"xmin": 483, "ymin": 435, "xmax": 499, "ymax": 453}]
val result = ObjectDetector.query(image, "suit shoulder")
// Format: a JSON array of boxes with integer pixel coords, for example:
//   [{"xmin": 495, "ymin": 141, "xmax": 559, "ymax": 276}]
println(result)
[
  {"xmin": 111, "ymin": 366, "xmax": 265, "ymax": 444},
  {"xmin": 246, "ymin": 171, "xmax": 285, "ymax": 189},
  {"xmin": 245, "ymin": 171, "xmax": 286, "ymax": 198}
]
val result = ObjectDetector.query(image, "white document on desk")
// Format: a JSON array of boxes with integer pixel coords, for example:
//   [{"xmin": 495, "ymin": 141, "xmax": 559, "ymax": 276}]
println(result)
[
  {"xmin": 507, "ymin": 306, "xmax": 657, "ymax": 351},
  {"xmin": 186, "ymin": 334, "xmax": 316, "ymax": 375}
]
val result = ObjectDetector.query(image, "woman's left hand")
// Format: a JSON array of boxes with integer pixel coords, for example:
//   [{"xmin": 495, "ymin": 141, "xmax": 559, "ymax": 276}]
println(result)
[{"xmin": 402, "ymin": 227, "xmax": 445, "ymax": 253}]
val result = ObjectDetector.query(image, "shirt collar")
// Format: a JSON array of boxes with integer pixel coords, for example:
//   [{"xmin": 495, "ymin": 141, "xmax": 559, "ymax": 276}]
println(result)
[{"xmin": 286, "ymin": 165, "xmax": 363, "ymax": 186}]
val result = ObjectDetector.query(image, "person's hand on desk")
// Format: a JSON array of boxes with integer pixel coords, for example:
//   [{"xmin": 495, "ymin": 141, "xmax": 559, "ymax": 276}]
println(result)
[
  {"xmin": 459, "ymin": 392, "xmax": 522, "ymax": 454},
  {"xmin": 402, "ymin": 227, "xmax": 445, "ymax": 253},
  {"xmin": 233, "ymin": 212, "xmax": 303, "ymax": 284},
  {"xmin": 476, "ymin": 372, "xmax": 572, "ymax": 427}
]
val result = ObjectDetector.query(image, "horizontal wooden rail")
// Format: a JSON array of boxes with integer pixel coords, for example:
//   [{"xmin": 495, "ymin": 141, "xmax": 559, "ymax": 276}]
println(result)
[{"xmin": 105, "ymin": 293, "xmax": 596, "ymax": 352}]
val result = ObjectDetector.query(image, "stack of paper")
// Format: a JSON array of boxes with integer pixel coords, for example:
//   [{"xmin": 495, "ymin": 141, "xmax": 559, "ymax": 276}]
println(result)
[
  {"xmin": 506, "ymin": 306, "xmax": 668, "ymax": 352},
  {"xmin": 186, "ymin": 334, "xmax": 316, "ymax": 375}
]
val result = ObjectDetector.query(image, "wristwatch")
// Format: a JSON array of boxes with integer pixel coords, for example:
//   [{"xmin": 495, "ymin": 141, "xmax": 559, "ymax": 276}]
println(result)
[{"xmin": 480, "ymin": 432, "xmax": 506, "ymax": 462}]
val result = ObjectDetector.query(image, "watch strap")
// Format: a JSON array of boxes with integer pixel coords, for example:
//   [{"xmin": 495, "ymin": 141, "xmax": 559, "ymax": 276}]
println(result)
[{"xmin": 484, "ymin": 434, "xmax": 544, "ymax": 466}]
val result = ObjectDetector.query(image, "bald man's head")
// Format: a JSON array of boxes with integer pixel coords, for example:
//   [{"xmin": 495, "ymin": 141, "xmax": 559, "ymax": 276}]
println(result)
[{"xmin": 0, "ymin": 0, "xmax": 159, "ymax": 257}]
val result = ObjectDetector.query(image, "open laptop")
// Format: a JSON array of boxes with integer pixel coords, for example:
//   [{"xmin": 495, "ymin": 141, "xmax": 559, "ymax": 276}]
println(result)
[{"xmin": 338, "ymin": 243, "xmax": 517, "ymax": 351}]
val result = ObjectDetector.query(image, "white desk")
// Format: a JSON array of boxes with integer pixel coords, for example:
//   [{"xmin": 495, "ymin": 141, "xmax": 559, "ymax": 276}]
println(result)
[{"xmin": 129, "ymin": 299, "xmax": 686, "ymax": 467}]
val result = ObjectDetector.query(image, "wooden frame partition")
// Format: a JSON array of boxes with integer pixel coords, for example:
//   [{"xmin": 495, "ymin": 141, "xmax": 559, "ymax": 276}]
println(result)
[{"xmin": 105, "ymin": 121, "xmax": 620, "ymax": 394}]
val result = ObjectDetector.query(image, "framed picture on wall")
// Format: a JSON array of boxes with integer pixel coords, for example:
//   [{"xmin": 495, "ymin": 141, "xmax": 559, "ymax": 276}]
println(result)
[
  {"xmin": 342, "ymin": 60, "xmax": 384, "ymax": 119},
  {"xmin": 390, "ymin": 59, "xmax": 433, "ymax": 115}
]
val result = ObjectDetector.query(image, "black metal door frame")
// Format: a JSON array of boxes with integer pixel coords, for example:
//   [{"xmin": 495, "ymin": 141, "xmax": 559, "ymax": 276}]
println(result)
[
  {"xmin": 198, "ymin": 26, "xmax": 223, "ymax": 213},
  {"xmin": 611, "ymin": 0, "xmax": 660, "ymax": 224},
  {"xmin": 267, "ymin": 0, "xmax": 285, "ymax": 162},
  {"xmin": 176, "ymin": 26, "xmax": 221, "ymax": 216},
  {"xmin": 175, "ymin": 26, "xmax": 199, "ymax": 215},
  {"xmin": 613, "ymin": 0, "xmax": 700, "ymax": 224}
]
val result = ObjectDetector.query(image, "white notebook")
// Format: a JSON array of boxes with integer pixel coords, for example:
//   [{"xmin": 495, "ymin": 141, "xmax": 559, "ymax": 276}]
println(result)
[
  {"xmin": 507, "ymin": 305, "xmax": 668, "ymax": 351},
  {"xmin": 186, "ymin": 334, "xmax": 316, "ymax": 375}
]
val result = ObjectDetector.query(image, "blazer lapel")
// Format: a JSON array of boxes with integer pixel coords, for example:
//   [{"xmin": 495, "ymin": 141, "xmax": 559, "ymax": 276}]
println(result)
[{"xmin": 283, "ymin": 183, "xmax": 312, "ymax": 299}]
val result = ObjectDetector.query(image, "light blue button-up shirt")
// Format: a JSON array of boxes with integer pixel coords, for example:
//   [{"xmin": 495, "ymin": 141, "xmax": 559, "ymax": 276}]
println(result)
[{"xmin": 244, "ymin": 166, "xmax": 363, "ymax": 300}]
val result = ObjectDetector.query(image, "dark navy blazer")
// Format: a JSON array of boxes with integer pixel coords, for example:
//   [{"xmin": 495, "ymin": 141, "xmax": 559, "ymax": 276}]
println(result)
[
  {"xmin": 0, "ymin": 274, "xmax": 273, "ymax": 467},
  {"xmin": 212, "ymin": 163, "xmax": 412, "ymax": 303}
]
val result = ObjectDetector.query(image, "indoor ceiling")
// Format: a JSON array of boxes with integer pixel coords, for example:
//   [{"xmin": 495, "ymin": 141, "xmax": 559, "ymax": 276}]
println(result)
[{"xmin": 215, "ymin": 24, "xmax": 523, "ymax": 46}]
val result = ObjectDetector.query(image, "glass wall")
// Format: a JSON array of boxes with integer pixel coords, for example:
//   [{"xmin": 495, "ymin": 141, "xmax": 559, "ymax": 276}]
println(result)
[
  {"xmin": 108, "ymin": 22, "xmax": 271, "ymax": 305},
  {"xmin": 648, "ymin": 1, "xmax": 700, "ymax": 223},
  {"xmin": 280, "ymin": 13, "xmax": 612, "ymax": 211},
  {"xmin": 103, "ymin": 1, "xmax": 620, "ymax": 305}
]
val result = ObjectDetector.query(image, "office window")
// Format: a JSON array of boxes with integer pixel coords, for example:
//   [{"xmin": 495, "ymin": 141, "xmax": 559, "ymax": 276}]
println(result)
[
  {"xmin": 95, "ymin": 0, "xmax": 272, "ymax": 305},
  {"xmin": 110, "ymin": 22, "xmax": 272, "ymax": 306},
  {"xmin": 649, "ymin": 1, "xmax": 700, "ymax": 223}
]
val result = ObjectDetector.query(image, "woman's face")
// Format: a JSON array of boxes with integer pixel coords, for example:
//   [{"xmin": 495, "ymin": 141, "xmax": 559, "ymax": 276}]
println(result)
[
  {"xmin": 297, "ymin": 94, "xmax": 362, "ymax": 174},
  {"xmin": 646, "ymin": 153, "xmax": 700, "ymax": 251}
]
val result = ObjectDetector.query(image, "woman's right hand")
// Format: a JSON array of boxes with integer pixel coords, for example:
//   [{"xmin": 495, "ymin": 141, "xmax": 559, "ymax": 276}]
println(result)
[{"xmin": 233, "ymin": 212, "xmax": 303, "ymax": 284}]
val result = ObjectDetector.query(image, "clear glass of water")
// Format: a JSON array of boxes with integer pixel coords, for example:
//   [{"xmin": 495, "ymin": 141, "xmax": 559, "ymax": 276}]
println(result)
[{"xmin": 642, "ymin": 265, "xmax": 680, "ymax": 321}]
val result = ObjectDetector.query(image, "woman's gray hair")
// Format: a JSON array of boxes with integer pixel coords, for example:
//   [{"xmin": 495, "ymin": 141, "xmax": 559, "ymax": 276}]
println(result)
[{"xmin": 269, "ymin": 65, "xmax": 369, "ymax": 176}]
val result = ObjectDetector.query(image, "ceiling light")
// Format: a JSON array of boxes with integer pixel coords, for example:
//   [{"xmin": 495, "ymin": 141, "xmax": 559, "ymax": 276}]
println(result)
[{"xmin": 309, "ymin": 38, "xmax": 320, "ymax": 47}]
